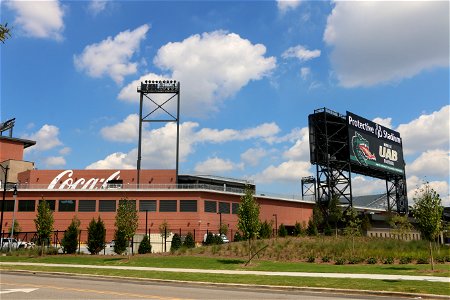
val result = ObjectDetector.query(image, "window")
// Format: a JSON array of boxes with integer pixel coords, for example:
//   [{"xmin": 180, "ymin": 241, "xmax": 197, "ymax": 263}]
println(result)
[
  {"xmin": 140, "ymin": 200, "xmax": 156, "ymax": 212},
  {"xmin": 39, "ymin": 200, "xmax": 55, "ymax": 211},
  {"xmin": 180, "ymin": 200, "xmax": 197, "ymax": 212},
  {"xmin": 18, "ymin": 200, "xmax": 35, "ymax": 212},
  {"xmin": 219, "ymin": 202, "xmax": 230, "ymax": 214},
  {"xmin": 99, "ymin": 200, "xmax": 116, "ymax": 212},
  {"xmin": 59, "ymin": 200, "xmax": 76, "ymax": 212},
  {"xmin": 3, "ymin": 200, "xmax": 14, "ymax": 212},
  {"xmin": 119, "ymin": 199, "xmax": 136, "ymax": 209},
  {"xmin": 159, "ymin": 200, "xmax": 177, "ymax": 212},
  {"xmin": 204, "ymin": 200, "xmax": 216, "ymax": 213},
  {"xmin": 78, "ymin": 200, "xmax": 96, "ymax": 212},
  {"xmin": 232, "ymin": 203, "xmax": 239, "ymax": 214}
]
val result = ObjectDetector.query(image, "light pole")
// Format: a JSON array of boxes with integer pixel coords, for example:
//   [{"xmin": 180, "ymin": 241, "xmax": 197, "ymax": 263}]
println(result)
[
  {"xmin": 0, "ymin": 164, "xmax": 9, "ymax": 239},
  {"xmin": 217, "ymin": 212, "xmax": 222, "ymax": 235},
  {"xmin": 273, "ymin": 214, "xmax": 278, "ymax": 237},
  {"xmin": 10, "ymin": 185, "xmax": 17, "ymax": 238},
  {"xmin": 145, "ymin": 209, "xmax": 148, "ymax": 236}
]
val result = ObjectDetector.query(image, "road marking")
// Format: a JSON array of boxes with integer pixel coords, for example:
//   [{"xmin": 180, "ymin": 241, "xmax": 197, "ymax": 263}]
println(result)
[
  {"xmin": 0, "ymin": 288, "xmax": 38, "ymax": 294},
  {"xmin": 1, "ymin": 282, "xmax": 190, "ymax": 300}
]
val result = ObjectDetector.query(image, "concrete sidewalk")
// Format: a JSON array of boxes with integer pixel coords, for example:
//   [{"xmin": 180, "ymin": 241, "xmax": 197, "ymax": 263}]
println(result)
[{"xmin": 1, "ymin": 262, "xmax": 449, "ymax": 283}]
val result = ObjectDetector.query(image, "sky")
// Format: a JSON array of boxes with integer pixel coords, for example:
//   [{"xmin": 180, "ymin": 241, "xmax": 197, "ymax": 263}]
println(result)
[{"xmin": 1, "ymin": 0, "xmax": 449, "ymax": 205}]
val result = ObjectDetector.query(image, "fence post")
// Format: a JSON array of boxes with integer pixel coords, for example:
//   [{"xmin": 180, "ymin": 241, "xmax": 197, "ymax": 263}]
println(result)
[
  {"xmin": 164, "ymin": 227, "xmax": 167, "ymax": 252},
  {"xmin": 230, "ymin": 229, "xmax": 233, "ymax": 241},
  {"xmin": 78, "ymin": 230, "xmax": 81, "ymax": 254},
  {"xmin": 193, "ymin": 229, "xmax": 196, "ymax": 243},
  {"xmin": 179, "ymin": 228, "xmax": 181, "ymax": 236}
]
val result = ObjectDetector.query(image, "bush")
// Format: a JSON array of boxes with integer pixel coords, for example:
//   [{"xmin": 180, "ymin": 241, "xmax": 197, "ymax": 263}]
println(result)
[
  {"xmin": 322, "ymin": 255, "xmax": 331, "ymax": 263},
  {"xmin": 399, "ymin": 256, "xmax": 413, "ymax": 264},
  {"xmin": 435, "ymin": 256, "xmax": 446, "ymax": 264},
  {"xmin": 348, "ymin": 257, "xmax": 363, "ymax": 264},
  {"xmin": 383, "ymin": 256, "xmax": 394, "ymax": 264},
  {"xmin": 87, "ymin": 217, "xmax": 106, "ymax": 255},
  {"xmin": 366, "ymin": 257, "xmax": 377, "ymax": 264},
  {"xmin": 233, "ymin": 231, "xmax": 242, "ymax": 242},
  {"xmin": 183, "ymin": 232, "xmax": 195, "ymax": 249},
  {"xmin": 323, "ymin": 222, "xmax": 333, "ymax": 236},
  {"xmin": 293, "ymin": 222, "xmax": 304, "ymax": 236},
  {"xmin": 307, "ymin": 255, "xmax": 315, "ymax": 263},
  {"xmin": 278, "ymin": 223, "xmax": 288, "ymax": 237},
  {"xmin": 335, "ymin": 258, "xmax": 346, "ymax": 265},
  {"xmin": 306, "ymin": 219, "xmax": 318, "ymax": 236},
  {"xmin": 259, "ymin": 220, "xmax": 272, "ymax": 239},
  {"xmin": 138, "ymin": 235, "xmax": 152, "ymax": 254},
  {"xmin": 416, "ymin": 257, "xmax": 429, "ymax": 264},
  {"xmin": 171, "ymin": 233, "xmax": 182, "ymax": 251},
  {"xmin": 61, "ymin": 217, "xmax": 80, "ymax": 254},
  {"xmin": 113, "ymin": 229, "xmax": 128, "ymax": 255}
]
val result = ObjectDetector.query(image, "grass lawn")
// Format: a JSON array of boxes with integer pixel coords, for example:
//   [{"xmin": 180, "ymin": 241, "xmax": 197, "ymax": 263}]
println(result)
[{"xmin": 0, "ymin": 264, "xmax": 449, "ymax": 296}]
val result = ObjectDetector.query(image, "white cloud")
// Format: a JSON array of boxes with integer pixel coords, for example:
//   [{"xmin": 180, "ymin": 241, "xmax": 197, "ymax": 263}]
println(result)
[
  {"xmin": 283, "ymin": 127, "xmax": 309, "ymax": 161},
  {"xmin": 300, "ymin": 67, "xmax": 310, "ymax": 80},
  {"xmin": 88, "ymin": 0, "xmax": 108, "ymax": 16},
  {"xmin": 351, "ymin": 176, "xmax": 386, "ymax": 197},
  {"xmin": 324, "ymin": 1, "xmax": 449, "ymax": 87},
  {"xmin": 196, "ymin": 122, "xmax": 280, "ymax": 144},
  {"xmin": 255, "ymin": 160, "xmax": 312, "ymax": 183},
  {"xmin": 149, "ymin": 31, "xmax": 276, "ymax": 117},
  {"xmin": 241, "ymin": 148, "xmax": 267, "ymax": 167},
  {"xmin": 86, "ymin": 152, "xmax": 135, "ymax": 170},
  {"xmin": 23, "ymin": 124, "xmax": 62, "ymax": 152},
  {"xmin": 194, "ymin": 157, "xmax": 243, "ymax": 174},
  {"xmin": 43, "ymin": 156, "xmax": 66, "ymax": 167},
  {"xmin": 408, "ymin": 176, "xmax": 450, "ymax": 207},
  {"xmin": 372, "ymin": 117, "xmax": 393, "ymax": 129},
  {"xmin": 277, "ymin": 0, "xmax": 302, "ymax": 14},
  {"xmin": 407, "ymin": 149, "xmax": 450, "ymax": 178},
  {"xmin": 59, "ymin": 147, "xmax": 71, "ymax": 155},
  {"xmin": 396, "ymin": 105, "xmax": 449, "ymax": 155},
  {"xmin": 6, "ymin": 0, "xmax": 65, "ymax": 40},
  {"xmin": 282, "ymin": 45, "xmax": 321, "ymax": 62},
  {"xmin": 100, "ymin": 114, "xmax": 140, "ymax": 143},
  {"xmin": 74, "ymin": 24, "xmax": 149, "ymax": 84},
  {"xmin": 118, "ymin": 73, "xmax": 170, "ymax": 102}
]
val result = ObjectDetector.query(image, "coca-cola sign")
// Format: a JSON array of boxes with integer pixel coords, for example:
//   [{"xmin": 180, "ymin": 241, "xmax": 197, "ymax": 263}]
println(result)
[{"xmin": 48, "ymin": 170, "xmax": 121, "ymax": 190}]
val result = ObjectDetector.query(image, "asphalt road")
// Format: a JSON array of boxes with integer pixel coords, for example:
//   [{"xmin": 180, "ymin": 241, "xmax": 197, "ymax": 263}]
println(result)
[{"xmin": 0, "ymin": 272, "xmax": 411, "ymax": 300}]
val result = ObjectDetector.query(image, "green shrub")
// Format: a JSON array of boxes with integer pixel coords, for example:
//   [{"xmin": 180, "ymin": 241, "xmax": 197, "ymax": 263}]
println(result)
[
  {"xmin": 113, "ymin": 229, "xmax": 128, "ymax": 255},
  {"xmin": 323, "ymin": 222, "xmax": 333, "ymax": 236},
  {"xmin": 335, "ymin": 257, "xmax": 345, "ymax": 265},
  {"xmin": 259, "ymin": 220, "xmax": 272, "ymax": 239},
  {"xmin": 383, "ymin": 256, "xmax": 394, "ymax": 264},
  {"xmin": 307, "ymin": 255, "xmax": 315, "ymax": 263},
  {"xmin": 87, "ymin": 217, "xmax": 106, "ymax": 255},
  {"xmin": 399, "ymin": 256, "xmax": 413, "ymax": 264},
  {"xmin": 348, "ymin": 257, "xmax": 363, "ymax": 264},
  {"xmin": 171, "ymin": 233, "xmax": 182, "ymax": 251},
  {"xmin": 366, "ymin": 257, "xmax": 377, "ymax": 264},
  {"xmin": 45, "ymin": 246, "xmax": 59, "ymax": 255},
  {"xmin": 138, "ymin": 235, "xmax": 152, "ymax": 254},
  {"xmin": 61, "ymin": 216, "xmax": 80, "ymax": 254},
  {"xmin": 233, "ymin": 231, "xmax": 242, "ymax": 242},
  {"xmin": 293, "ymin": 222, "xmax": 304, "ymax": 236},
  {"xmin": 322, "ymin": 255, "xmax": 331, "ymax": 263},
  {"xmin": 183, "ymin": 232, "xmax": 195, "ymax": 248},
  {"xmin": 435, "ymin": 256, "xmax": 446, "ymax": 264},
  {"xmin": 306, "ymin": 219, "xmax": 318, "ymax": 236},
  {"xmin": 416, "ymin": 257, "xmax": 429, "ymax": 264},
  {"xmin": 278, "ymin": 224, "xmax": 288, "ymax": 237}
]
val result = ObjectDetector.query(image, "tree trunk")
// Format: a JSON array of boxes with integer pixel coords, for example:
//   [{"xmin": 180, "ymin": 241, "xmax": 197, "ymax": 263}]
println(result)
[
  {"xmin": 335, "ymin": 221, "xmax": 338, "ymax": 237},
  {"xmin": 248, "ymin": 238, "xmax": 251, "ymax": 262},
  {"xmin": 429, "ymin": 241, "xmax": 434, "ymax": 271}
]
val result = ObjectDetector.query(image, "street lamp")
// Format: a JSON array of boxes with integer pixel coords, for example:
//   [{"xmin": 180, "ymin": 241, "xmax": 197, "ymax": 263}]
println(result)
[
  {"xmin": 0, "ymin": 164, "xmax": 9, "ymax": 238},
  {"xmin": 10, "ymin": 185, "xmax": 17, "ymax": 238},
  {"xmin": 217, "ymin": 212, "xmax": 222, "ymax": 235},
  {"xmin": 145, "ymin": 209, "xmax": 148, "ymax": 236},
  {"xmin": 273, "ymin": 214, "xmax": 278, "ymax": 237}
]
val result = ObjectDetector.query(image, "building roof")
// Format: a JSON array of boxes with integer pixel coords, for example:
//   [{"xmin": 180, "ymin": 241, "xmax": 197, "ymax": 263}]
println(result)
[{"xmin": 0, "ymin": 135, "xmax": 36, "ymax": 148}]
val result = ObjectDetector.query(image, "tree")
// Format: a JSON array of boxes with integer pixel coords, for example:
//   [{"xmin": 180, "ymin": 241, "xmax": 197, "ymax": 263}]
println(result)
[
  {"xmin": 306, "ymin": 218, "xmax": 318, "ymax": 236},
  {"xmin": 278, "ymin": 223, "xmax": 288, "ymax": 237},
  {"xmin": 259, "ymin": 220, "xmax": 272, "ymax": 239},
  {"xmin": 34, "ymin": 199, "xmax": 54, "ymax": 254},
  {"xmin": 293, "ymin": 221, "xmax": 304, "ymax": 236},
  {"xmin": 360, "ymin": 214, "xmax": 372, "ymax": 233},
  {"xmin": 389, "ymin": 213, "xmax": 413, "ymax": 238},
  {"xmin": 342, "ymin": 207, "xmax": 361, "ymax": 255},
  {"xmin": 233, "ymin": 231, "xmax": 242, "ymax": 242},
  {"xmin": 8, "ymin": 220, "xmax": 21, "ymax": 235},
  {"xmin": 171, "ymin": 233, "xmax": 182, "ymax": 251},
  {"xmin": 61, "ymin": 216, "xmax": 80, "ymax": 254},
  {"xmin": 115, "ymin": 199, "xmax": 138, "ymax": 256},
  {"xmin": 138, "ymin": 235, "xmax": 152, "ymax": 254},
  {"xmin": 159, "ymin": 220, "xmax": 170, "ymax": 252},
  {"xmin": 113, "ymin": 228, "xmax": 128, "ymax": 254},
  {"xmin": 87, "ymin": 217, "xmax": 106, "ymax": 255},
  {"xmin": 312, "ymin": 205, "xmax": 324, "ymax": 229},
  {"xmin": 412, "ymin": 183, "xmax": 443, "ymax": 270},
  {"xmin": 0, "ymin": 23, "xmax": 11, "ymax": 43},
  {"xmin": 237, "ymin": 185, "xmax": 261, "ymax": 264},
  {"xmin": 183, "ymin": 232, "xmax": 195, "ymax": 248},
  {"xmin": 328, "ymin": 195, "xmax": 343, "ymax": 236}
]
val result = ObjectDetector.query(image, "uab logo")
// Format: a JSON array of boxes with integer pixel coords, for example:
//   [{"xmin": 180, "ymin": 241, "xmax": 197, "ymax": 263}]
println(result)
[{"xmin": 352, "ymin": 132, "xmax": 376, "ymax": 166}]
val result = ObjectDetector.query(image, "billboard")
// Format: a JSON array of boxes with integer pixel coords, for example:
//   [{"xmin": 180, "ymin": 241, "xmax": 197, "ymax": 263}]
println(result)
[{"xmin": 347, "ymin": 111, "xmax": 405, "ymax": 175}]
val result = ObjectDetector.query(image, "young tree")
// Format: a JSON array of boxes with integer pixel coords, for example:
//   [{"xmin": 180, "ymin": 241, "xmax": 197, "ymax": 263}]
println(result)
[
  {"xmin": 412, "ymin": 183, "xmax": 443, "ymax": 270},
  {"xmin": 138, "ymin": 235, "xmax": 152, "ymax": 254},
  {"xmin": 306, "ymin": 218, "xmax": 318, "ymax": 236},
  {"xmin": 170, "ymin": 233, "xmax": 182, "ymax": 251},
  {"xmin": 87, "ymin": 217, "xmax": 106, "ymax": 255},
  {"xmin": 219, "ymin": 223, "xmax": 228, "ymax": 236},
  {"xmin": 360, "ymin": 214, "xmax": 372, "ymax": 233},
  {"xmin": 233, "ymin": 231, "xmax": 242, "ymax": 242},
  {"xmin": 389, "ymin": 213, "xmax": 413, "ymax": 238},
  {"xmin": 328, "ymin": 195, "xmax": 343, "ymax": 236},
  {"xmin": 278, "ymin": 223, "xmax": 288, "ymax": 237},
  {"xmin": 159, "ymin": 220, "xmax": 170, "ymax": 251},
  {"xmin": 34, "ymin": 199, "xmax": 54, "ymax": 254},
  {"xmin": 8, "ymin": 220, "xmax": 21, "ymax": 235},
  {"xmin": 259, "ymin": 220, "xmax": 272, "ymax": 239},
  {"xmin": 238, "ymin": 185, "xmax": 261, "ymax": 264},
  {"xmin": 293, "ymin": 221, "xmax": 304, "ymax": 236},
  {"xmin": 183, "ymin": 232, "xmax": 195, "ymax": 248},
  {"xmin": 61, "ymin": 216, "xmax": 80, "ymax": 254},
  {"xmin": 113, "ymin": 228, "xmax": 128, "ymax": 254},
  {"xmin": 342, "ymin": 207, "xmax": 361, "ymax": 255},
  {"xmin": 115, "ymin": 199, "xmax": 138, "ymax": 256}
]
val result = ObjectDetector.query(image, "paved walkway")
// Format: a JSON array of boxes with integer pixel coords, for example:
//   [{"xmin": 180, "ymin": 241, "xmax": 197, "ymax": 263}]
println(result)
[{"xmin": 1, "ymin": 262, "xmax": 449, "ymax": 283}]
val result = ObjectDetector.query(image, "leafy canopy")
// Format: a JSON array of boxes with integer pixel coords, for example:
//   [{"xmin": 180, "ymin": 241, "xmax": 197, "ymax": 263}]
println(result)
[{"xmin": 237, "ymin": 185, "xmax": 261, "ymax": 240}]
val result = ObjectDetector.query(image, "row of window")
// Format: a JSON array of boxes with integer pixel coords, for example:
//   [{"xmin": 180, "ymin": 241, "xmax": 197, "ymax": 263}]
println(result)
[{"xmin": 3, "ymin": 199, "xmax": 239, "ymax": 214}]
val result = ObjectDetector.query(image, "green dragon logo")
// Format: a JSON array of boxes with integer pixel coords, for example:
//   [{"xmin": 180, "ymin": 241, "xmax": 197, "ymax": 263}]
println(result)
[{"xmin": 352, "ymin": 132, "xmax": 376, "ymax": 166}]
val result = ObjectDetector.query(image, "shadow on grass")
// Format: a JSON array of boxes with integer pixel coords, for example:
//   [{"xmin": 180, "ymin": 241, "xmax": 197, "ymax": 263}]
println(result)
[
  {"xmin": 383, "ymin": 266, "xmax": 415, "ymax": 271},
  {"xmin": 382, "ymin": 280, "xmax": 401, "ymax": 283},
  {"xmin": 102, "ymin": 258, "xmax": 126, "ymax": 263},
  {"xmin": 217, "ymin": 259, "xmax": 245, "ymax": 265}
]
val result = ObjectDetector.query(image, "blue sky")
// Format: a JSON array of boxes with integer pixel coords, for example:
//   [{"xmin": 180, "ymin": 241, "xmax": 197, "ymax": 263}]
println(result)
[{"xmin": 1, "ymin": 1, "xmax": 449, "ymax": 204}]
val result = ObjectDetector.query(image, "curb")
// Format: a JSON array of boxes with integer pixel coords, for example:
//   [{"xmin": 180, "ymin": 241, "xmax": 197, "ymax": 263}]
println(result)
[{"xmin": 3, "ymin": 269, "xmax": 448, "ymax": 300}]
